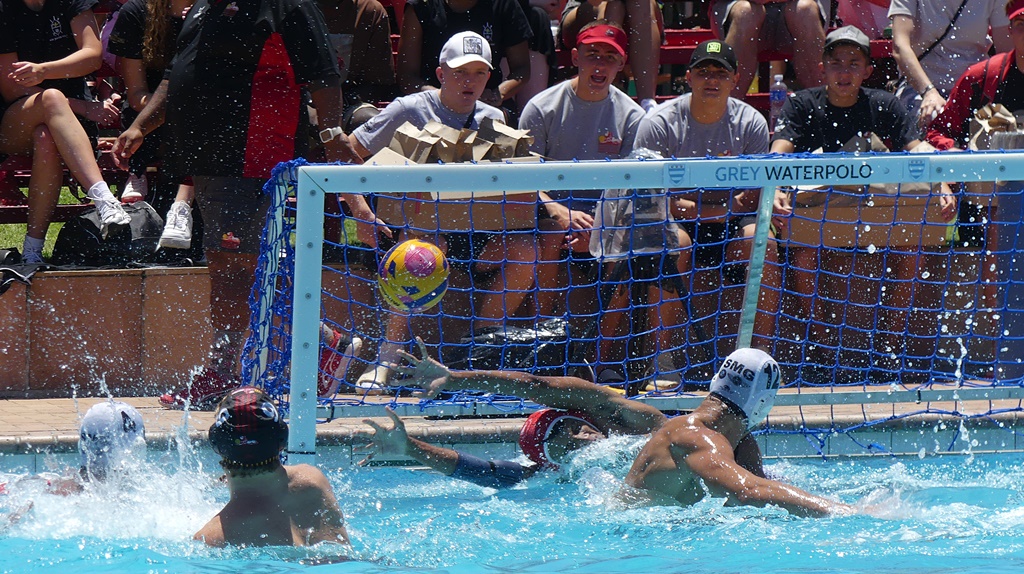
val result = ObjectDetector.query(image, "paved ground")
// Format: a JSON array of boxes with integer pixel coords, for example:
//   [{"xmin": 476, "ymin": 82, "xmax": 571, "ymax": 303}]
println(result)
[{"xmin": 2, "ymin": 386, "xmax": 1024, "ymax": 460}]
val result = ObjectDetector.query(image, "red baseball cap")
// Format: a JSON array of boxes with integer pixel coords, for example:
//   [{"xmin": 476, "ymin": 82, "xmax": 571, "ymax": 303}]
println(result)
[
  {"xmin": 576, "ymin": 24, "xmax": 628, "ymax": 59},
  {"xmin": 1007, "ymin": 0, "xmax": 1024, "ymax": 20}
]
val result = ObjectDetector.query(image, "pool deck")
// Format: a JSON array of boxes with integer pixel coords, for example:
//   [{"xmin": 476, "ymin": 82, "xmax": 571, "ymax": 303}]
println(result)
[{"xmin": 2, "ymin": 386, "xmax": 1023, "ymax": 462}]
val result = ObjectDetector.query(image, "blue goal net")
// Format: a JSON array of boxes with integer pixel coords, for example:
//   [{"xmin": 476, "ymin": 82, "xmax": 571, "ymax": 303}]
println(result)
[{"xmin": 242, "ymin": 152, "xmax": 1024, "ymax": 450}]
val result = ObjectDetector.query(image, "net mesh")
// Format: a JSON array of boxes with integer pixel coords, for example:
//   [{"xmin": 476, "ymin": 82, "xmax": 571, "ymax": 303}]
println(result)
[{"xmin": 242, "ymin": 155, "xmax": 1024, "ymax": 445}]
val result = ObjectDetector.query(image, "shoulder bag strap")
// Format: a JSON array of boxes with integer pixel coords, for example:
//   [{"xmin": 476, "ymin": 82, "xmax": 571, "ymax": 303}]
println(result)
[{"xmin": 916, "ymin": 0, "xmax": 970, "ymax": 62}]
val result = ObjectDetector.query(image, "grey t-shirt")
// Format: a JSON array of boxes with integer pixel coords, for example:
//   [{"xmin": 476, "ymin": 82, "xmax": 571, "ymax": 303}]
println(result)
[
  {"xmin": 636, "ymin": 94, "xmax": 769, "ymax": 159},
  {"xmin": 353, "ymin": 90, "xmax": 505, "ymax": 155},
  {"xmin": 635, "ymin": 94, "xmax": 769, "ymax": 203},
  {"xmin": 519, "ymin": 81, "xmax": 646, "ymax": 207},
  {"xmin": 888, "ymin": 0, "xmax": 1009, "ymax": 95}
]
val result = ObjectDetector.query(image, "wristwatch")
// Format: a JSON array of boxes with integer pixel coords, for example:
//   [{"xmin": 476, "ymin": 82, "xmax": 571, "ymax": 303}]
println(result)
[{"xmin": 319, "ymin": 126, "xmax": 345, "ymax": 143}]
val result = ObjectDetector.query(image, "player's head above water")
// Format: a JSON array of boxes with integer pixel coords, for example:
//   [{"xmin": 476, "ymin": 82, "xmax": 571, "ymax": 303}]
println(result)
[
  {"xmin": 708, "ymin": 347, "xmax": 782, "ymax": 429},
  {"xmin": 79, "ymin": 400, "xmax": 146, "ymax": 479},
  {"xmin": 208, "ymin": 387, "xmax": 288, "ymax": 472}
]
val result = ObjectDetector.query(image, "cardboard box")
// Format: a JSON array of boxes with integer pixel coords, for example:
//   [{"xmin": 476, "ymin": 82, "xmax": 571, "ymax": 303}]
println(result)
[
  {"xmin": 366, "ymin": 119, "xmax": 539, "ymax": 232},
  {"xmin": 367, "ymin": 146, "xmax": 537, "ymax": 232},
  {"xmin": 787, "ymin": 193, "xmax": 953, "ymax": 248},
  {"xmin": 477, "ymin": 118, "xmax": 533, "ymax": 159},
  {"xmin": 389, "ymin": 122, "xmax": 440, "ymax": 163}
]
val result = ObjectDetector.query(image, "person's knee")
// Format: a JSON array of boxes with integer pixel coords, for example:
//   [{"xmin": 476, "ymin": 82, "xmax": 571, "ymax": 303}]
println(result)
[
  {"xmin": 727, "ymin": 1, "xmax": 766, "ymax": 33},
  {"xmin": 38, "ymin": 88, "xmax": 72, "ymax": 116},
  {"xmin": 785, "ymin": 0, "xmax": 824, "ymax": 34}
]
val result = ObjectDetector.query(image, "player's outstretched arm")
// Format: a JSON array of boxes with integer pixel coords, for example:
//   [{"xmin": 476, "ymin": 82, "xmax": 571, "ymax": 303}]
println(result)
[{"xmin": 400, "ymin": 339, "xmax": 666, "ymax": 435}]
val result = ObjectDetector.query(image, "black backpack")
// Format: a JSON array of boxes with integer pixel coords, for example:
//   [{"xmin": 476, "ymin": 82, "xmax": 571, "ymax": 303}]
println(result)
[{"xmin": 51, "ymin": 201, "xmax": 164, "ymax": 267}]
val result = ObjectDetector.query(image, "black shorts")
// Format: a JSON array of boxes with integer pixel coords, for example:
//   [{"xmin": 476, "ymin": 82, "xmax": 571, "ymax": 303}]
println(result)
[
  {"xmin": 447, "ymin": 229, "xmax": 533, "ymax": 283},
  {"xmin": 678, "ymin": 215, "xmax": 758, "ymax": 284},
  {"xmin": 194, "ymin": 176, "xmax": 272, "ymax": 254}
]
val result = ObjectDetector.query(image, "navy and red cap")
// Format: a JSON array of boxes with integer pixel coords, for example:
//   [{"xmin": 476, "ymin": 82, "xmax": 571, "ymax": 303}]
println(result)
[
  {"xmin": 208, "ymin": 387, "xmax": 288, "ymax": 467},
  {"xmin": 518, "ymin": 408, "xmax": 600, "ymax": 469}
]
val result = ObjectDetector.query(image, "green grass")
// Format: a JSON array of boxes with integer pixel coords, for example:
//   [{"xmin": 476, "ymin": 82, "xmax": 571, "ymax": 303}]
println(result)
[{"xmin": 0, "ymin": 187, "xmax": 83, "ymax": 258}]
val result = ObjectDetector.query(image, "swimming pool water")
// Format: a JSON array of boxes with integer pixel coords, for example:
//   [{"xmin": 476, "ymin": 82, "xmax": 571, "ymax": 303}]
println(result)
[{"xmin": 2, "ymin": 436, "xmax": 1024, "ymax": 573}]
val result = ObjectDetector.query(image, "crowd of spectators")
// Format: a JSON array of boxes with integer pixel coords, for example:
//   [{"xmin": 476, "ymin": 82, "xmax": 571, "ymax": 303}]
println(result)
[{"xmin": 1, "ymin": 0, "xmax": 1022, "ymax": 397}]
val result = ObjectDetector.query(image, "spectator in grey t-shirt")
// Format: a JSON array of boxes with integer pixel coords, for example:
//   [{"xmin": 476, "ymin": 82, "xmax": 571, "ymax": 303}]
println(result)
[
  {"xmin": 635, "ymin": 39, "xmax": 784, "ymax": 352},
  {"xmin": 344, "ymin": 32, "xmax": 539, "ymax": 391},
  {"xmin": 348, "ymin": 34, "xmax": 505, "ymax": 157},
  {"xmin": 518, "ymin": 22, "xmax": 645, "ymax": 319}
]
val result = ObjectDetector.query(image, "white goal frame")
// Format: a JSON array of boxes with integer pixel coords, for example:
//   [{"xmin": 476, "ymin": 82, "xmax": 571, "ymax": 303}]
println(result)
[{"xmin": 282, "ymin": 151, "xmax": 1024, "ymax": 462}]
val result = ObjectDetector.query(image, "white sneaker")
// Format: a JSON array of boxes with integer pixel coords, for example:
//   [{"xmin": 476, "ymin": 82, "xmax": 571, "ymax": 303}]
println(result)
[
  {"xmin": 648, "ymin": 351, "xmax": 682, "ymax": 392},
  {"xmin": 121, "ymin": 174, "xmax": 148, "ymax": 203},
  {"xmin": 158, "ymin": 201, "xmax": 192, "ymax": 250},
  {"xmin": 95, "ymin": 198, "xmax": 131, "ymax": 239},
  {"xmin": 355, "ymin": 364, "xmax": 392, "ymax": 393}
]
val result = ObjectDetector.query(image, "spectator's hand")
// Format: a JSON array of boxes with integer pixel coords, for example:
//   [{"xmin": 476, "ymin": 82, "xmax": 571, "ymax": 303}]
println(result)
[
  {"xmin": 8, "ymin": 61, "xmax": 45, "ymax": 87},
  {"xmin": 357, "ymin": 407, "xmax": 412, "ymax": 465},
  {"xmin": 324, "ymin": 132, "xmax": 363, "ymax": 165},
  {"xmin": 112, "ymin": 126, "xmax": 145, "ymax": 170},
  {"xmin": 917, "ymin": 89, "xmax": 947, "ymax": 128},
  {"xmin": 938, "ymin": 182, "xmax": 957, "ymax": 222},
  {"xmin": 397, "ymin": 337, "xmax": 452, "ymax": 398},
  {"xmin": 480, "ymin": 88, "xmax": 503, "ymax": 107},
  {"xmin": 772, "ymin": 188, "xmax": 792, "ymax": 232},
  {"xmin": 731, "ymin": 190, "xmax": 757, "ymax": 213},
  {"xmin": 81, "ymin": 95, "xmax": 122, "ymax": 126},
  {"xmin": 348, "ymin": 205, "xmax": 392, "ymax": 249},
  {"xmin": 545, "ymin": 202, "xmax": 594, "ymax": 247}
]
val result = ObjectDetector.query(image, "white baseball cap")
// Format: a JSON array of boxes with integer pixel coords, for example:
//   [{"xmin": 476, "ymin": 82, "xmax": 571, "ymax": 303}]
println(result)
[{"xmin": 439, "ymin": 31, "xmax": 493, "ymax": 70}]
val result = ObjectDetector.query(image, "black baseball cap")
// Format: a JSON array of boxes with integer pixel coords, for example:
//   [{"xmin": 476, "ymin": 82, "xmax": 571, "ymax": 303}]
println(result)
[
  {"xmin": 824, "ymin": 25, "xmax": 871, "ymax": 58},
  {"xmin": 688, "ymin": 40, "xmax": 737, "ymax": 72}
]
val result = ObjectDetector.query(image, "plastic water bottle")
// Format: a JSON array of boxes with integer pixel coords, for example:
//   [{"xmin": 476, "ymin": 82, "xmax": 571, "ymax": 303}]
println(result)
[{"xmin": 769, "ymin": 74, "xmax": 788, "ymax": 132}]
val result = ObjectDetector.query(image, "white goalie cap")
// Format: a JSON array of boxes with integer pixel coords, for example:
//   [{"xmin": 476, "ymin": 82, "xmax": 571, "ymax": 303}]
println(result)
[{"xmin": 708, "ymin": 348, "xmax": 782, "ymax": 428}]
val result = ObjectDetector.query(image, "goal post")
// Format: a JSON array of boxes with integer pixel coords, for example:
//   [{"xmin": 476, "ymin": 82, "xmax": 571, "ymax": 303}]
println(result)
[{"xmin": 271, "ymin": 151, "xmax": 1024, "ymax": 461}]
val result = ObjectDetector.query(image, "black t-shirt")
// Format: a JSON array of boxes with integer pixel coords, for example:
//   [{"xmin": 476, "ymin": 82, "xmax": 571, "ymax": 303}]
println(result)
[
  {"xmin": 107, "ymin": 0, "xmax": 183, "ymax": 91},
  {"xmin": 772, "ymin": 86, "xmax": 919, "ymax": 153},
  {"xmin": 165, "ymin": 0, "xmax": 341, "ymax": 178},
  {"xmin": 996, "ymin": 64, "xmax": 1024, "ymax": 114},
  {"xmin": 408, "ymin": 0, "xmax": 532, "ymax": 91},
  {"xmin": 0, "ymin": 0, "xmax": 98, "ymax": 100}
]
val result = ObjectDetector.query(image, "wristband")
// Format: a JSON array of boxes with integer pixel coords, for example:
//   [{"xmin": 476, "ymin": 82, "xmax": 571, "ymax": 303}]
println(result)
[{"xmin": 923, "ymin": 84, "xmax": 935, "ymax": 95}]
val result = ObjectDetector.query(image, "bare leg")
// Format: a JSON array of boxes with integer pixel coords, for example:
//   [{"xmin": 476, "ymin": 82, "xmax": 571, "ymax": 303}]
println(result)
[
  {"xmin": 515, "ymin": 51, "xmax": 551, "ymax": 110},
  {"xmin": 784, "ymin": 0, "xmax": 825, "ymax": 90},
  {"xmin": 729, "ymin": 223, "xmax": 781, "ymax": 351},
  {"xmin": 534, "ymin": 218, "xmax": 570, "ymax": 317},
  {"xmin": 473, "ymin": 232, "xmax": 541, "ymax": 327},
  {"xmin": 0, "ymin": 90, "xmax": 105, "ymax": 189},
  {"xmin": 722, "ymin": 1, "xmax": 766, "ymax": 97},
  {"xmin": 624, "ymin": 0, "xmax": 661, "ymax": 102},
  {"xmin": 24, "ymin": 126, "xmax": 62, "ymax": 241}
]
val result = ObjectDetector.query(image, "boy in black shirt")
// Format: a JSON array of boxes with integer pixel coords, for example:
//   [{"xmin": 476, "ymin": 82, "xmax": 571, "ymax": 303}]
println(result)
[
  {"xmin": 770, "ymin": 25, "xmax": 955, "ymax": 379},
  {"xmin": 771, "ymin": 25, "xmax": 919, "ymax": 154}
]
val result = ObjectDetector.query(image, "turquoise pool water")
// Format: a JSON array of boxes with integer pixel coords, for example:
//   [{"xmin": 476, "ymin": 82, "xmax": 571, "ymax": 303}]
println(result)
[{"xmin": 2, "ymin": 436, "xmax": 1024, "ymax": 573}]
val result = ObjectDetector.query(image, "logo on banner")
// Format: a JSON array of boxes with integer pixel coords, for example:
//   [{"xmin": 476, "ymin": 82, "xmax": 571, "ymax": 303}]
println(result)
[
  {"xmin": 667, "ymin": 164, "xmax": 686, "ymax": 186},
  {"xmin": 907, "ymin": 158, "xmax": 926, "ymax": 180}
]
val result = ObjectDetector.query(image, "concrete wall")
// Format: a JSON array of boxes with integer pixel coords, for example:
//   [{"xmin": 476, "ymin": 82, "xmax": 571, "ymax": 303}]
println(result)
[{"xmin": 0, "ymin": 268, "xmax": 211, "ymax": 398}]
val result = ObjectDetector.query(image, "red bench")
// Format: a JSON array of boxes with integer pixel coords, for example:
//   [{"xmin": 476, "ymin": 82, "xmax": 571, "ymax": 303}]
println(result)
[{"xmin": 0, "ymin": 139, "xmax": 126, "ymax": 225}]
